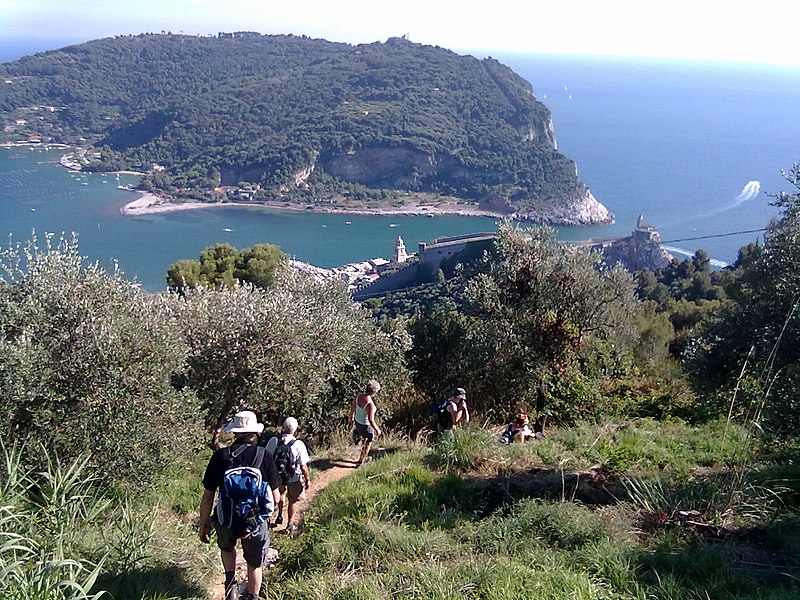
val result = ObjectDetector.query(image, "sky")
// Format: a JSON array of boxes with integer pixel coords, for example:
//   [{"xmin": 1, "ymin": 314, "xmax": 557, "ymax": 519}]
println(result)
[{"xmin": 2, "ymin": 0, "xmax": 800, "ymax": 66}]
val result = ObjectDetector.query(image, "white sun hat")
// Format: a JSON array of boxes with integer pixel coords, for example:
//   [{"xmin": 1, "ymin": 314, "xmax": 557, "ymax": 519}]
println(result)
[{"xmin": 224, "ymin": 410, "xmax": 265, "ymax": 435}]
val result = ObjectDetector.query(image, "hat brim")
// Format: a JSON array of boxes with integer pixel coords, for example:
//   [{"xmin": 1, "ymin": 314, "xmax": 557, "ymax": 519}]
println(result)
[{"xmin": 225, "ymin": 424, "xmax": 265, "ymax": 435}]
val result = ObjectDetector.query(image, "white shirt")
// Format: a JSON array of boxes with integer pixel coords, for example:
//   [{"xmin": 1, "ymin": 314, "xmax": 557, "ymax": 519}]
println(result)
[{"xmin": 265, "ymin": 433, "xmax": 310, "ymax": 484}]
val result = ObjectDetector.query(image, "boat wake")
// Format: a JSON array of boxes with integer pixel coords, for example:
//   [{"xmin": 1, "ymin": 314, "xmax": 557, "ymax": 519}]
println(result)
[{"xmin": 662, "ymin": 245, "xmax": 728, "ymax": 268}]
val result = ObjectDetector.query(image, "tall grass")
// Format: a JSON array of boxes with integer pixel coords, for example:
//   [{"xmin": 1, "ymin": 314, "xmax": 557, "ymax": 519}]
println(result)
[
  {"xmin": 266, "ymin": 421, "xmax": 800, "ymax": 600},
  {"xmin": 0, "ymin": 441, "xmax": 211, "ymax": 600}
]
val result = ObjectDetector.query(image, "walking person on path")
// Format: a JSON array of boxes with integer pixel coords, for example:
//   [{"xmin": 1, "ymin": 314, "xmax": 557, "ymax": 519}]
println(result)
[
  {"xmin": 198, "ymin": 411, "xmax": 281, "ymax": 600},
  {"xmin": 265, "ymin": 416, "xmax": 311, "ymax": 534},
  {"xmin": 349, "ymin": 380, "xmax": 382, "ymax": 466}
]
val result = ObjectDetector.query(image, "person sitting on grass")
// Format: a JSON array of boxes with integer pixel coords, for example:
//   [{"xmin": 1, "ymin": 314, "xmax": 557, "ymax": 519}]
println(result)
[
  {"xmin": 500, "ymin": 413, "xmax": 533, "ymax": 444},
  {"xmin": 435, "ymin": 387, "xmax": 470, "ymax": 433},
  {"xmin": 349, "ymin": 379, "xmax": 382, "ymax": 466}
]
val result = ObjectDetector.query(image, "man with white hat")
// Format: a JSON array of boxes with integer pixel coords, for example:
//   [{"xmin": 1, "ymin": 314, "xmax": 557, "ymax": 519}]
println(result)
[{"xmin": 198, "ymin": 410, "xmax": 281, "ymax": 600}]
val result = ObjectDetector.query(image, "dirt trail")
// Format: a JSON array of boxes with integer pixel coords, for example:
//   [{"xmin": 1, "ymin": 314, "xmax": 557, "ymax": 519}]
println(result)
[{"xmin": 208, "ymin": 449, "xmax": 361, "ymax": 599}]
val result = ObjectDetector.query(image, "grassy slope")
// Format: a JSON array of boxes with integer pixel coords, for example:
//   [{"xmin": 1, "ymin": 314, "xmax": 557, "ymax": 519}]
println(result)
[{"xmin": 263, "ymin": 422, "xmax": 800, "ymax": 600}]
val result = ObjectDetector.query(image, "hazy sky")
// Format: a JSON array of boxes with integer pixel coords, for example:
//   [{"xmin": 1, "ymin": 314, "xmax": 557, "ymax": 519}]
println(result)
[{"xmin": 2, "ymin": 0, "xmax": 800, "ymax": 66}]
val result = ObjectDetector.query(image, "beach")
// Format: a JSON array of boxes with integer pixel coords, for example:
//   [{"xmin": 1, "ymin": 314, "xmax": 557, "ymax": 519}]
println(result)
[{"xmin": 119, "ymin": 190, "xmax": 509, "ymax": 219}]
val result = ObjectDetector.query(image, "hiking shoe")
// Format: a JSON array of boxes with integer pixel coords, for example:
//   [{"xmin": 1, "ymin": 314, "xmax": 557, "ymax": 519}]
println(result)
[
  {"xmin": 272, "ymin": 514, "xmax": 283, "ymax": 527},
  {"xmin": 286, "ymin": 523, "xmax": 299, "ymax": 535},
  {"xmin": 224, "ymin": 582, "xmax": 239, "ymax": 600}
]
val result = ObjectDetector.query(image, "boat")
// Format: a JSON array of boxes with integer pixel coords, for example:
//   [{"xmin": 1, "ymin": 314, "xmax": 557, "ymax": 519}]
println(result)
[
  {"xmin": 345, "ymin": 221, "xmax": 352, "ymax": 225},
  {"xmin": 223, "ymin": 227, "xmax": 233, "ymax": 232},
  {"xmin": 389, "ymin": 224, "xmax": 398, "ymax": 228}
]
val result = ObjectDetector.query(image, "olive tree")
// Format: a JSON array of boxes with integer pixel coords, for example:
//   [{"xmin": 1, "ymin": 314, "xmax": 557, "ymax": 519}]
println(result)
[
  {"xmin": 0, "ymin": 234, "xmax": 196, "ymax": 485},
  {"xmin": 173, "ymin": 268, "xmax": 412, "ymax": 440},
  {"xmin": 446, "ymin": 223, "xmax": 638, "ymax": 424}
]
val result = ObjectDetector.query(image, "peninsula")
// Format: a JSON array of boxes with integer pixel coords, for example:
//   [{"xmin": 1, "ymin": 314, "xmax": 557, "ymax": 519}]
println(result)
[{"xmin": 1, "ymin": 32, "xmax": 613, "ymax": 226}]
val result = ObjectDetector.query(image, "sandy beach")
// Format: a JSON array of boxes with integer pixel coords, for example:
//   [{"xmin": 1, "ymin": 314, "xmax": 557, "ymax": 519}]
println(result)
[
  {"xmin": 119, "ymin": 190, "xmax": 211, "ymax": 215},
  {"xmin": 119, "ymin": 190, "xmax": 509, "ymax": 219}
]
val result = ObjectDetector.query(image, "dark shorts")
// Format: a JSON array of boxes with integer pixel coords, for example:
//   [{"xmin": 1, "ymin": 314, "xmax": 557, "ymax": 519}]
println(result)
[
  {"xmin": 211, "ymin": 517, "xmax": 270, "ymax": 568},
  {"xmin": 354, "ymin": 421, "xmax": 375, "ymax": 442}
]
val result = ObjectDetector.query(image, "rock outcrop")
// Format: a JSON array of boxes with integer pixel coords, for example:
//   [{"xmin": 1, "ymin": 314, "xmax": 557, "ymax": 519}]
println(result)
[{"xmin": 514, "ymin": 187, "xmax": 614, "ymax": 226}]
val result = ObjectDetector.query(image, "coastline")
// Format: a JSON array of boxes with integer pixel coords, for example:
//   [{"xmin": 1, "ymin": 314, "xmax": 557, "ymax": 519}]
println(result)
[
  {"xmin": 119, "ymin": 190, "xmax": 513, "ymax": 219},
  {"xmin": 119, "ymin": 189, "xmax": 614, "ymax": 224}
]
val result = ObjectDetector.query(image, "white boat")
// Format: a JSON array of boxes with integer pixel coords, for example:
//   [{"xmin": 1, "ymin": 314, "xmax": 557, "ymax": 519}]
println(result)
[
  {"xmin": 223, "ymin": 228, "xmax": 233, "ymax": 232},
  {"xmin": 345, "ymin": 221, "xmax": 352, "ymax": 225}
]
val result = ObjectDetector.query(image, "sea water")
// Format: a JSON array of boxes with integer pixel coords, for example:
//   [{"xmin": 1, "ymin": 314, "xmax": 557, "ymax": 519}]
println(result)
[
  {"xmin": 2, "ymin": 51, "xmax": 800, "ymax": 291},
  {"xmin": 500, "ymin": 53, "xmax": 800, "ymax": 256}
]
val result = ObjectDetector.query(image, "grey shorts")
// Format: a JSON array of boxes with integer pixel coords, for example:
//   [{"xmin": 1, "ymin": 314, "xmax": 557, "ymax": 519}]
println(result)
[
  {"xmin": 354, "ymin": 421, "xmax": 375, "ymax": 442},
  {"xmin": 211, "ymin": 517, "xmax": 270, "ymax": 568}
]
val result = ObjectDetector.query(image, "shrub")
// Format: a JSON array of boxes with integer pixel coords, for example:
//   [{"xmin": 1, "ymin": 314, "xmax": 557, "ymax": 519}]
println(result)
[
  {"xmin": 0, "ymin": 235, "xmax": 198, "ymax": 485},
  {"xmin": 173, "ymin": 270, "xmax": 413, "ymax": 440}
]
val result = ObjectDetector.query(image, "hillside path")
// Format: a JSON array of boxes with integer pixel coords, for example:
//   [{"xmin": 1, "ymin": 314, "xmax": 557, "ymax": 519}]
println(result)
[{"xmin": 208, "ymin": 449, "xmax": 362, "ymax": 599}]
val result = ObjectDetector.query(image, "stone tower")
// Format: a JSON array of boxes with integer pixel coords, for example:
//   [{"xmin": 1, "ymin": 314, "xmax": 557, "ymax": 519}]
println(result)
[{"xmin": 392, "ymin": 236, "xmax": 408, "ymax": 264}]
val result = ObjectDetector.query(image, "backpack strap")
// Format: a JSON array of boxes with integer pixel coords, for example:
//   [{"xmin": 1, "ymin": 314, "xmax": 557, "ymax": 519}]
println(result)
[
  {"xmin": 251, "ymin": 445, "xmax": 266, "ymax": 470},
  {"xmin": 226, "ymin": 443, "xmax": 249, "ymax": 464}
]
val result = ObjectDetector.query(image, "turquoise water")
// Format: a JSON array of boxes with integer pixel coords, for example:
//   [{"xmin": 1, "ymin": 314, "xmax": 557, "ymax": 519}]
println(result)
[
  {"xmin": 2, "ymin": 52, "xmax": 800, "ymax": 290},
  {"xmin": 0, "ymin": 148, "xmax": 499, "ymax": 290}
]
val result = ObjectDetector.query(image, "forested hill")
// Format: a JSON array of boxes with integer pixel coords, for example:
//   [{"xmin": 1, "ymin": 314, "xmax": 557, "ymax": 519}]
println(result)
[{"xmin": 0, "ymin": 32, "xmax": 610, "ymax": 223}]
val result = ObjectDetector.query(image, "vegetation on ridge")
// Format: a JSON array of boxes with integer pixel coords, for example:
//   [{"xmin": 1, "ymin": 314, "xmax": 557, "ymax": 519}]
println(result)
[{"xmin": 0, "ymin": 33, "xmax": 588, "ymax": 213}]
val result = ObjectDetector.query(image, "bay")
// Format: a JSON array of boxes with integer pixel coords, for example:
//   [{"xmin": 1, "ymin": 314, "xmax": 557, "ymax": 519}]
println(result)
[
  {"xmin": 0, "ymin": 148, "xmax": 499, "ymax": 290},
  {"xmin": 2, "ymin": 50, "xmax": 800, "ymax": 291}
]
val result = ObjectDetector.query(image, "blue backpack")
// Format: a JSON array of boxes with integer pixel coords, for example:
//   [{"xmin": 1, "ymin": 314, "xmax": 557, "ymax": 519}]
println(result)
[{"xmin": 215, "ymin": 445, "xmax": 273, "ymax": 539}]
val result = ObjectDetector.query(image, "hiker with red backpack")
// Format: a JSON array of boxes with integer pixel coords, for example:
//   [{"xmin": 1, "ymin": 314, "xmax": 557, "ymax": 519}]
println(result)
[
  {"xmin": 198, "ymin": 411, "xmax": 281, "ymax": 600},
  {"xmin": 265, "ymin": 416, "xmax": 310, "ymax": 534}
]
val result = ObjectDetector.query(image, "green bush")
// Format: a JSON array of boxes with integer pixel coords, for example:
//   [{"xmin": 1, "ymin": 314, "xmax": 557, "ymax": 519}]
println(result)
[
  {"xmin": 0, "ymin": 235, "xmax": 198, "ymax": 485},
  {"xmin": 173, "ymin": 270, "xmax": 412, "ymax": 439}
]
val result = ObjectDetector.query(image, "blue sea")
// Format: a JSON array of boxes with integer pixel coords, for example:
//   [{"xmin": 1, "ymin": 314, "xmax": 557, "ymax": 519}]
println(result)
[{"xmin": 2, "ymin": 40, "xmax": 800, "ymax": 290}]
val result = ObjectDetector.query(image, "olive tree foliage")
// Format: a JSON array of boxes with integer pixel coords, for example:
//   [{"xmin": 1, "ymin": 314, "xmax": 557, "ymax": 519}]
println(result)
[
  {"xmin": 686, "ymin": 164, "xmax": 800, "ymax": 437},
  {"xmin": 0, "ymin": 234, "xmax": 197, "ymax": 485},
  {"xmin": 173, "ymin": 268, "xmax": 412, "ymax": 440},
  {"xmin": 426, "ymin": 223, "xmax": 639, "ymax": 422}
]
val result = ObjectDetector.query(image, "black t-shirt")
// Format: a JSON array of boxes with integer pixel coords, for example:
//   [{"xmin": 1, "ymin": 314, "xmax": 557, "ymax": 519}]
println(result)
[{"xmin": 202, "ymin": 441, "xmax": 280, "ymax": 492}]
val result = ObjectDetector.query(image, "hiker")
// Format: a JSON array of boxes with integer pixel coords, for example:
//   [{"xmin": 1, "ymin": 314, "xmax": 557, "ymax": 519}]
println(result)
[
  {"xmin": 500, "ymin": 413, "xmax": 533, "ymax": 444},
  {"xmin": 434, "ymin": 387, "xmax": 470, "ymax": 432},
  {"xmin": 265, "ymin": 417, "xmax": 311, "ymax": 533},
  {"xmin": 198, "ymin": 410, "xmax": 281, "ymax": 600},
  {"xmin": 349, "ymin": 379, "xmax": 382, "ymax": 466}
]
